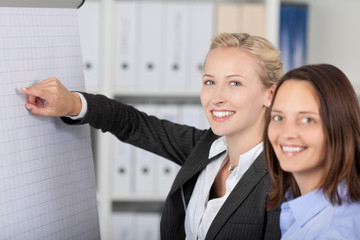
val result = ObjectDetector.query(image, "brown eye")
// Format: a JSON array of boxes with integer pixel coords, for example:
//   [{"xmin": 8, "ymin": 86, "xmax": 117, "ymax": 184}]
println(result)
[{"xmin": 301, "ymin": 117, "xmax": 314, "ymax": 123}]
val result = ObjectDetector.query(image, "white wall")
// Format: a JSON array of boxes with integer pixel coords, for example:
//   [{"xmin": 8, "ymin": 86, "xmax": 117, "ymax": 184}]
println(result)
[{"xmin": 282, "ymin": 0, "xmax": 360, "ymax": 93}]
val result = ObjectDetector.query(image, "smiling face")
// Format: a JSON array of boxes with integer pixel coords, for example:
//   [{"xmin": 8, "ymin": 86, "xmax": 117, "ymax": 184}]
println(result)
[
  {"xmin": 268, "ymin": 80, "xmax": 326, "ymax": 194},
  {"xmin": 201, "ymin": 47, "xmax": 271, "ymax": 142}
]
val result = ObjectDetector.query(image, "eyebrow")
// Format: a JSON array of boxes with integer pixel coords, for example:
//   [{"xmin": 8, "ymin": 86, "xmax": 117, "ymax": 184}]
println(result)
[
  {"xmin": 202, "ymin": 74, "xmax": 246, "ymax": 79},
  {"xmin": 202, "ymin": 74, "xmax": 212, "ymax": 78},
  {"xmin": 271, "ymin": 109, "xmax": 320, "ymax": 115}
]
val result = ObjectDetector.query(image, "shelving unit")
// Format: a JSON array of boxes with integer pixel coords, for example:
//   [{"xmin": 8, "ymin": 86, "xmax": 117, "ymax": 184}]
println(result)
[{"xmin": 78, "ymin": 0, "xmax": 281, "ymax": 239}]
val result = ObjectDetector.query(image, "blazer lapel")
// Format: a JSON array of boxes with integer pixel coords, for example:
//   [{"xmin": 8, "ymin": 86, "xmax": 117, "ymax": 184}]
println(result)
[
  {"xmin": 205, "ymin": 153, "xmax": 268, "ymax": 240},
  {"xmin": 169, "ymin": 131, "xmax": 221, "ymax": 196}
]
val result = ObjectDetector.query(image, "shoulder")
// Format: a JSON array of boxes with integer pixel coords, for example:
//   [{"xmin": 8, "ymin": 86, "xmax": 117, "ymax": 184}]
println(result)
[
  {"xmin": 316, "ymin": 227, "xmax": 359, "ymax": 240},
  {"xmin": 318, "ymin": 201, "xmax": 360, "ymax": 239},
  {"xmin": 331, "ymin": 200, "xmax": 360, "ymax": 225}
]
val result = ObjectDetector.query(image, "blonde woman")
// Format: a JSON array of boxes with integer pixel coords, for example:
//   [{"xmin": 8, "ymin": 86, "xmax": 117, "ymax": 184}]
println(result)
[{"xmin": 22, "ymin": 33, "xmax": 283, "ymax": 240}]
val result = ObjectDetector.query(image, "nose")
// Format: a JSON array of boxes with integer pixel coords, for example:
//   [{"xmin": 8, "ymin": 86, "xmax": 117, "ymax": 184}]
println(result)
[
  {"xmin": 280, "ymin": 120, "xmax": 299, "ymax": 139},
  {"xmin": 211, "ymin": 85, "xmax": 226, "ymax": 105}
]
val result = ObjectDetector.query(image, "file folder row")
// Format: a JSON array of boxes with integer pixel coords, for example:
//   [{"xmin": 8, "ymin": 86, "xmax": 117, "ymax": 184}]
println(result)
[
  {"xmin": 78, "ymin": 1, "xmax": 266, "ymax": 92},
  {"xmin": 111, "ymin": 103, "xmax": 209, "ymax": 199},
  {"xmin": 78, "ymin": 1, "xmax": 101, "ymax": 92},
  {"xmin": 114, "ymin": 1, "xmax": 214, "ymax": 91}
]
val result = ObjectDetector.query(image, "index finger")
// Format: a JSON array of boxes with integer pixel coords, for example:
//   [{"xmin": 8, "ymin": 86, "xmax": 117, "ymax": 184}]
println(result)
[{"xmin": 21, "ymin": 87, "xmax": 49, "ymax": 104}]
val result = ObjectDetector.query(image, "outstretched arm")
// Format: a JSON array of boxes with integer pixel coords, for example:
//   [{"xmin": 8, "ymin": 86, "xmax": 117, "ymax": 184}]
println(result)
[{"xmin": 21, "ymin": 77, "xmax": 82, "ymax": 117}]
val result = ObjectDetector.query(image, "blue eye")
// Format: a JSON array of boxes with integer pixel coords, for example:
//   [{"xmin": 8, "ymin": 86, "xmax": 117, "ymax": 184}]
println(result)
[
  {"xmin": 272, "ymin": 115, "xmax": 282, "ymax": 121},
  {"xmin": 230, "ymin": 81, "xmax": 241, "ymax": 86},
  {"xmin": 204, "ymin": 80, "xmax": 214, "ymax": 85}
]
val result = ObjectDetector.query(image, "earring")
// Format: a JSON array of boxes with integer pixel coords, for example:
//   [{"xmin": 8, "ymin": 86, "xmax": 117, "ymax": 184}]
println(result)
[{"xmin": 268, "ymin": 102, "xmax": 271, "ymax": 106}]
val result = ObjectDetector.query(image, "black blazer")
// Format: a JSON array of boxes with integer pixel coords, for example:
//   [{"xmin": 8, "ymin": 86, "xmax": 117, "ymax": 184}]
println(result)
[{"xmin": 62, "ymin": 92, "xmax": 281, "ymax": 240}]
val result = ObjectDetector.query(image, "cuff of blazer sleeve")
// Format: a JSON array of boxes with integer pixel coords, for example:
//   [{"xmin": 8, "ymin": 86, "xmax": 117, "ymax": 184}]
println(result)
[
  {"xmin": 66, "ymin": 92, "xmax": 87, "ymax": 120},
  {"xmin": 61, "ymin": 92, "xmax": 90, "ymax": 125}
]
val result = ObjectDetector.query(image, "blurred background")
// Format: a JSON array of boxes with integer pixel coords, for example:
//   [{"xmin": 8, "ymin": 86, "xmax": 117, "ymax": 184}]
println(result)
[{"xmin": 76, "ymin": 0, "xmax": 360, "ymax": 239}]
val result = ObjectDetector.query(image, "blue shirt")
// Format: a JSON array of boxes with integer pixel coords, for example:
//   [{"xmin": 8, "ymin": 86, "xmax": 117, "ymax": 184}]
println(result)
[{"xmin": 280, "ymin": 183, "xmax": 360, "ymax": 239}]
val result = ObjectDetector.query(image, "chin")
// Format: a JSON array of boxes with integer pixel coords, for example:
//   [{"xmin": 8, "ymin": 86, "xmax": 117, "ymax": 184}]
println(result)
[
  {"xmin": 210, "ymin": 128, "xmax": 230, "ymax": 137},
  {"xmin": 278, "ymin": 161, "xmax": 297, "ymax": 174}
]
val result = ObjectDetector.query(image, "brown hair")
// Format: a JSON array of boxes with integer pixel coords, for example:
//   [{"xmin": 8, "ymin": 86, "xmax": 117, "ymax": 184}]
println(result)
[
  {"xmin": 207, "ymin": 32, "xmax": 284, "ymax": 89},
  {"xmin": 264, "ymin": 64, "xmax": 360, "ymax": 209}
]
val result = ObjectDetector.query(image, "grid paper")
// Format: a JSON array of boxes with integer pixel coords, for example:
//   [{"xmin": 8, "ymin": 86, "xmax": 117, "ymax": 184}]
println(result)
[{"xmin": 0, "ymin": 7, "xmax": 100, "ymax": 239}]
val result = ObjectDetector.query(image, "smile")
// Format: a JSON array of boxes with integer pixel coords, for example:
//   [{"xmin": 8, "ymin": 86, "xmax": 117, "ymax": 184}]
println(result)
[
  {"xmin": 281, "ymin": 145, "xmax": 306, "ymax": 153},
  {"xmin": 212, "ymin": 111, "xmax": 235, "ymax": 118}
]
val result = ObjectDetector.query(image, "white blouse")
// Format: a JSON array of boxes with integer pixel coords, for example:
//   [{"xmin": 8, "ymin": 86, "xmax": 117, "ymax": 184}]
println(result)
[{"xmin": 184, "ymin": 137, "xmax": 263, "ymax": 240}]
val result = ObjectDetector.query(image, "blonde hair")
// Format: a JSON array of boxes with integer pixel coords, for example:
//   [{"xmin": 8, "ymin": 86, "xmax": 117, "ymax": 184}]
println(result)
[{"xmin": 207, "ymin": 32, "xmax": 283, "ymax": 88}]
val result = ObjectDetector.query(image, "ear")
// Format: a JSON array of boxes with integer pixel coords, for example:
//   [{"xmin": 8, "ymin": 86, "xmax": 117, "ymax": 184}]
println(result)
[{"xmin": 263, "ymin": 84, "xmax": 276, "ymax": 108}]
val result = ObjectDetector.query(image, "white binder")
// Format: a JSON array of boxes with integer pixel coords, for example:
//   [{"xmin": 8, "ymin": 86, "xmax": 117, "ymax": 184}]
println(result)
[
  {"xmin": 138, "ymin": 2, "xmax": 165, "ymax": 91},
  {"xmin": 134, "ymin": 213, "xmax": 161, "ymax": 240},
  {"xmin": 134, "ymin": 104, "xmax": 157, "ymax": 196},
  {"xmin": 188, "ymin": 2, "xmax": 215, "ymax": 91},
  {"xmin": 155, "ymin": 105, "xmax": 180, "ymax": 196},
  {"xmin": 112, "ymin": 212, "xmax": 136, "ymax": 240},
  {"xmin": 112, "ymin": 137, "xmax": 133, "ymax": 197},
  {"xmin": 180, "ymin": 104, "xmax": 203, "ymax": 129},
  {"xmin": 112, "ymin": 212, "xmax": 160, "ymax": 240},
  {"xmin": 114, "ymin": 1, "xmax": 140, "ymax": 89},
  {"xmin": 156, "ymin": 104, "xmax": 179, "ymax": 123},
  {"xmin": 135, "ymin": 147, "xmax": 156, "ymax": 196},
  {"xmin": 200, "ymin": 107, "xmax": 210, "ymax": 129},
  {"xmin": 163, "ymin": 2, "xmax": 190, "ymax": 90},
  {"xmin": 78, "ymin": 0, "xmax": 100, "ymax": 91}
]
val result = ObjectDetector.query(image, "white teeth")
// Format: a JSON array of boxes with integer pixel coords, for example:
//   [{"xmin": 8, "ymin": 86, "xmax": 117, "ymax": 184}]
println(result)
[
  {"xmin": 282, "ymin": 146, "xmax": 305, "ymax": 152},
  {"xmin": 213, "ymin": 111, "xmax": 234, "ymax": 118}
]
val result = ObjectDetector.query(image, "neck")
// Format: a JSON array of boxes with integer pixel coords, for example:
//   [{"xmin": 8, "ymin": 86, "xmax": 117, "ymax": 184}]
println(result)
[
  {"xmin": 227, "ymin": 112, "xmax": 264, "ymax": 153},
  {"xmin": 293, "ymin": 173, "xmax": 324, "ymax": 196},
  {"xmin": 226, "ymin": 130, "xmax": 263, "ymax": 165}
]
